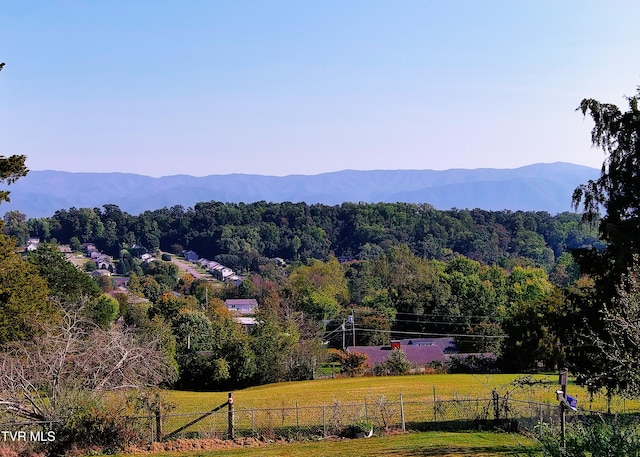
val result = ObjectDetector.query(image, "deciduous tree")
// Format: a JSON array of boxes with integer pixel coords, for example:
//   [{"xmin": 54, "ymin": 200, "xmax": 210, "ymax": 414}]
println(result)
[
  {"xmin": 0, "ymin": 309, "xmax": 175, "ymax": 422},
  {"xmin": 86, "ymin": 294, "xmax": 119, "ymax": 329},
  {"xmin": 568, "ymin": 85, "xmax": 640, "ymax": 395},
  {"xmin": 2, "ymin": 210, "xmax": 29, "ymax": 245},
  {"xmin": 500, "ymin": 289, "xmax": 565, "ymax": 371},
  {"xmin": 27, "ymin": 242, "xmax": 101, "ymax": 304},
  {"xmin": 579, "ymin": 260, "xmax": 640, "ymax": 397},
  {"xmin": 0, "ymin": 234, "xmax": 56, "ymax": 346},
  {"xmin": 286, "ymin": 257, "xmax": 349, "ymax": 319},
  {"xmin": 250, "ymin": 291, "xmax": 297, "ymax": 384}
]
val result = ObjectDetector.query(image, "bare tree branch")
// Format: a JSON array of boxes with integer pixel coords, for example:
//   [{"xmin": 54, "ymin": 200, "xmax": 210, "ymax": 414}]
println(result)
[
  {"xmin": 585, "ymin": 260, "xmax": 640, "ymax": 396},
  {"xmin": 0, "ymin": 307, "xmax": 174, "ymax": 422}
]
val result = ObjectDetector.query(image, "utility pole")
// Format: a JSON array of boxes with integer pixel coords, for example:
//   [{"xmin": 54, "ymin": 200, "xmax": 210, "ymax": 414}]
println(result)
[
  {"xmin": 342, "ymin": 319, "xmax": 346, "ymax": 350},
  {"xmin": 348, "ymin": 314, "xmax": 356, "ymax": 347}
]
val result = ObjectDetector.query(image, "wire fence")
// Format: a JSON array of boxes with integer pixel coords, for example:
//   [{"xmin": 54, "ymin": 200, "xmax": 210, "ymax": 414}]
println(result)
[
  {"xmin": 0, "ymin": 419, "xmax": 59, "ymax": 433},
  {"xmin": 1, "ymin": 395, "xmax": 632, "ymax": 446},
  {"xmin": 136, "ymin": 394, "xmax": 571, "ymax": 443}
]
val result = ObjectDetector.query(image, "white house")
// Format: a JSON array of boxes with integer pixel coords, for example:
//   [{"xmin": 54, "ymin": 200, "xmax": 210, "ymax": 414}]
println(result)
[{"xmin": 26, "ymin": 238, "xmax": 40, "ymax": 252}]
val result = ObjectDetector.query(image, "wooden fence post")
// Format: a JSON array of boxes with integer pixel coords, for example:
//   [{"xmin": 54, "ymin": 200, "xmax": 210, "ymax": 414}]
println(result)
[
  {"xmin": 492, "ymin": 390, "xmax": 500, "ymax": 420},
  {"xmin": 155, "ymin": 408, "xmax": 163, "ymax": 442},
  {"xmin": 150, "ymin": 413, "xmax": 155, "ymax": 443},
  {"xmin": 228, "ymin": 392, "xmax": 235, "ymax": 439}
]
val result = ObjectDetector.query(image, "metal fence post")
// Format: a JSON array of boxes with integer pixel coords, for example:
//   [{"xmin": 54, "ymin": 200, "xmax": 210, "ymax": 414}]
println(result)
[
  {"xmin": 322, "ymin": 406, "xmax": 327, "ymax": 437},
  {"xmin": 400, "ymin": 393, "xmax": 406, "ymax": 432},
  {"xmin": 433, "ymin": 386, "xmax": 437, "ymax": 421},
  {"xmin": 539, "ymin": 403, "xmax": 543, "ymax": 435}
]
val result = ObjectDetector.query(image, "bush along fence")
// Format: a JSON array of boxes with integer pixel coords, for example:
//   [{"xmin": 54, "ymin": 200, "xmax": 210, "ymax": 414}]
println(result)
[{"xmin": 134, "ymin": 391, "xmax": 610, "ymax": 443}]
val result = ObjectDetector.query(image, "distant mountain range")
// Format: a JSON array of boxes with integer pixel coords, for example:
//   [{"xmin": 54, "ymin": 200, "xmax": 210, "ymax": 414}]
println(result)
[{"xmin": 1, "ymin": 162, "xmax": 600, "ymax": 218}]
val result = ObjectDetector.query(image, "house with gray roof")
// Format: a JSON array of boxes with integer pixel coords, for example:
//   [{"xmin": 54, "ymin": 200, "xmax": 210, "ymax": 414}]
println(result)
[
  {"xmin": 347, "ymin": 340, "xmax": 447, "ymax": 367},
  {"xmin": 225, "ymin": 298, "xmax": 258, "ymax": 316}
]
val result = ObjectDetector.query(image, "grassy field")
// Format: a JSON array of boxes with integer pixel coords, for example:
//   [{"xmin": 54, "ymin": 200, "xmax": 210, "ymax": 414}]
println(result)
[
  {"xmin": 119, "ymin": 374, "xmax": 637, "ymax": 457},
  {"xmin": 163, "ymin": 373, "xmax": 639, "ymax": 414},
  {"xmin": 116, "ymin": 431, "xmax": 538, "ymax": 457}
]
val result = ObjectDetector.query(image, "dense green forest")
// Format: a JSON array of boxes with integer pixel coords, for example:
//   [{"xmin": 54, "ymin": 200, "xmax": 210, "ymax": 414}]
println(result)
[
  {"xmin": 0, "ymin": 201, "xmax": 604, "ymax": 385},
  {"xmin": 0, "ymin": 201, "xmax": 609, "ymax": 389},
  {"xmin": 4, "ymin": 202, "xmax": 602, "ymax": 275}
]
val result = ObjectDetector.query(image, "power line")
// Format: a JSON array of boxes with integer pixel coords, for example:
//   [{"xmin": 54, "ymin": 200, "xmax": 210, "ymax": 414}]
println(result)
[
  {"xmin": 394, "ymin": 311, "xmax": 501, "ymax": 319},
  {"xmin": 391, "ymin": 318, "xmax": 499, "ymax": 326},
  {"xmin": 355, "ymin": 327, "xmax": 507, "ymax": 339}
]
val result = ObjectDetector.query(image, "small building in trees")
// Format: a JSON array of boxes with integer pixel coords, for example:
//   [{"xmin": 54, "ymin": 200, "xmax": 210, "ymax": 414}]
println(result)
[
  {"xmin": 225, "ymin": 298, "xmax": 258, "ymax": 328},
  {"xmin": 140, "ymin": 253, "xmax": 156, "ymax": 263},
  {"xmin": 183, "ymin": 250, "xmax": 199, "ymax": 262},
  {"xmin": 25, "ymin": 238, "xmax": 40, "ymax": 252},
  {"xmin": 225, "ymin": 298, "xmax": 258, "ymax": 316},
  {"xmin": 90, "ymin": 251, "xmax": 115, "ymax": 270},
  {"xmin": 91, "ymin": 269, "xmax": 111, "ymax": 278},
  {"xmin": 83, "ymin": 243, "xmax": 97, "ymax": 254}
]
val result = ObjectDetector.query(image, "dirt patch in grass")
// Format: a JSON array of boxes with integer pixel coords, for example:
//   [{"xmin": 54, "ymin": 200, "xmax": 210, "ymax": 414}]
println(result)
[{"xmin": 124, "ymin": 436, "xmax": 287, "ymax": 454}]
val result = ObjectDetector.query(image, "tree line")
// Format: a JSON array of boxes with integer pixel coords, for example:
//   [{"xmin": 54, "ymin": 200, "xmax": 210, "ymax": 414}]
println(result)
[{"xmin": 4, "ymin": 201, "xmax": 602, "ymax": 275}]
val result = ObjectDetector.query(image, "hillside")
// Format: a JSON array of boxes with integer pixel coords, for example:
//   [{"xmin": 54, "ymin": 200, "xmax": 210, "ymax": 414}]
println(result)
[{"xmin": 1, "ymin": 162, "xmax": 599, "ymax": 218}]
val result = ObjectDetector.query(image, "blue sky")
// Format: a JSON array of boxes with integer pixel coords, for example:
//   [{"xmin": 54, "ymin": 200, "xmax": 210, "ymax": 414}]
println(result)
[{"xmin": 1, "ymin": 1, "xmax": 638, "ymax": 177}]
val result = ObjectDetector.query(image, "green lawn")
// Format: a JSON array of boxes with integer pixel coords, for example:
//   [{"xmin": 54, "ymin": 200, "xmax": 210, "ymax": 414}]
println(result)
[
  {"xmin": 163, "ymin": 373, "xmax": 637, "ymax": 414},
  {"xmin": 116, "ymin": 431, "xmax": 538, "ymax": 457},
  {"xmin": 118, "ymin": 374, "xmax": 637, "ymax": 457}
]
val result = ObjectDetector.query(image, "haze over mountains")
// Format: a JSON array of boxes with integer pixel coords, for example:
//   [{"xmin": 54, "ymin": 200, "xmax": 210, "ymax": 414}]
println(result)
[{"xmin": 2, "ymin": 162, "xmax": 599, "ymax": 218}]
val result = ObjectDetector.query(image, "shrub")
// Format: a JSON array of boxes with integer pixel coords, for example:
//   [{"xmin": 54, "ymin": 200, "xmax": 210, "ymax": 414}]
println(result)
[
  {"xmin": 373, "ymin": 349, "xmax": 412, "ymax": 376},
  {"xmin": 532, "ymin": 415, "xmax": 640, "ymax": 457},
  {"xmin": 340, "ymin": 351, "xmax": 370, "ymax": 377},
  {"xmin": 424, "ymin": 360, "xmax": 447, "ymax": 374},
  {"xmin": 447, "ymin": 354, "xmax": 497, "ymax": 373},
  {"xmin": 46, "ymin": 395, "xmax": 147, "ymax": 456},
  {"xmin": 339, "ymin": 419, "xmax": 374, "ymax": 438}
]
